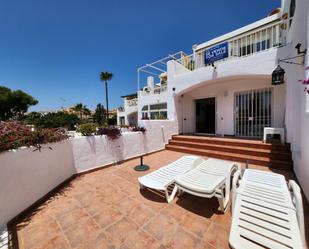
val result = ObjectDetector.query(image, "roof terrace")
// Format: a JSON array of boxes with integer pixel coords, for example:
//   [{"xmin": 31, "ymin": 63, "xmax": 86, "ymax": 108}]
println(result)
[{"xmin": 9, "ymin": 150, "xmax": 309, "ymax": 249}]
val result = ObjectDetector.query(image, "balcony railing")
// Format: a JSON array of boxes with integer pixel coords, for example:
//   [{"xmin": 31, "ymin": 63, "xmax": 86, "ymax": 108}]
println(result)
[
  {"xmin": 127, "ymin": 98, "xmax": 138, "ymax": 107},
  {"xmin": 176, "ymin": 20, "xmax": 282, "ymax": 71},
  {"xmin": 140, "ymin": 84, "xmax": 168, "ymax": 96}
]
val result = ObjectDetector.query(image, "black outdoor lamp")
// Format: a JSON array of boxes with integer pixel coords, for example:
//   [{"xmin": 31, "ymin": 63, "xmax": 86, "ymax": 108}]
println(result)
[
  {"xmin": 271, "ymin": 65, "xmax": 285, "ymax": 85},
  {"xmin": 271, "ymin": 42, "xmax": 307, "ymax": 85}
]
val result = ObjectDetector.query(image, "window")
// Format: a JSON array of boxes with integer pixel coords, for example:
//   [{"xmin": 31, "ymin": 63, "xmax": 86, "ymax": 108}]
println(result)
[
  {"xmin": 150, "ymin": 103, "xmax": 167, "ymax": 110},
  {"xmin": 120, "ymin": 117, "xmax": 125, "ymax": 125},
  {"xmin": 142, "ymin": 112, "xmax": 149, "ymax": 120},
  {"xmin": 142, "ymin": 102, "xmax": 168, "ymax": 120}
]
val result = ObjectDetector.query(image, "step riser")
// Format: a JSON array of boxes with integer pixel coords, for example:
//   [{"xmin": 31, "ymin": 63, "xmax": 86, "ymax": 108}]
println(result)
[
  {"xmin": 168, "ymin": 141, "xmax": 292, "ymax": 161},
  {"xmin": 166, "ymin": 145, "xmax": 292, "ymax": 170},
  {"xmin": 172, "ymin": 136, "xmax": 290, "ymax": 151}
]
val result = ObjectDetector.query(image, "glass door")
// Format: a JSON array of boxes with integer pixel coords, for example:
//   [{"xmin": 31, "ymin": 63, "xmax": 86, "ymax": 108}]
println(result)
[{"xmin": 235, "ymin": 88, "xmax": 272, "ymax": 137}]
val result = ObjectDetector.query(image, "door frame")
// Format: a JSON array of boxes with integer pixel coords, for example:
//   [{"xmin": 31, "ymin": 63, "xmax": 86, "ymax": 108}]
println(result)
[{"xmin": 194, "ymin": 96, "xmax": 217, "ymax": 135}]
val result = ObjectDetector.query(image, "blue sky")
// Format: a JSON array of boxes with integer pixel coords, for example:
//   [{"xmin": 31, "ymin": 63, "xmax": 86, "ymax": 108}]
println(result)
[{"xmin": 0, "ymin": 0, "xmax": 280, "ymax": 111}]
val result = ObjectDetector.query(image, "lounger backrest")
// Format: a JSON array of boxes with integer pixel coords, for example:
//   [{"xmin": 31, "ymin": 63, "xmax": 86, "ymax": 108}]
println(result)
[
  {"xmin": 164, "ymin": 155, "xmax": 204, "ymax": 172},
  {"xmin": 197, "ymin": 158, "xmax": 240, "ymax": 176}
]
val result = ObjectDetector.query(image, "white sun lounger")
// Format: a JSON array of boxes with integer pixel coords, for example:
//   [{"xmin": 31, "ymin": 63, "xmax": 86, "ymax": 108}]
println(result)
[
  {"xmin": 229, "ymin": 169, "xmax": 305, "ymax": 249},
  {"xmin": 174, "ymin": 158, "xmax": 240, "ymax": 212},
  {"xmin": 138, "ymin": 155, "xmax": 204, "ymax": 203}
]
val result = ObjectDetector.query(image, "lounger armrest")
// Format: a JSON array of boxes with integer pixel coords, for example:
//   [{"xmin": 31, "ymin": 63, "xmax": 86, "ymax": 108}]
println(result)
[
  {"xmin": 231, "ymin": 170, "xmax": 242, "ymax": 215},
  {"xmin": 289, "ymin": 180, "xmax": 305, "ymax": 246}
]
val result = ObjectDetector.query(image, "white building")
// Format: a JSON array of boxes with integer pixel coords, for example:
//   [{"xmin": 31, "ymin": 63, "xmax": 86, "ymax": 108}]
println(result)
[
  {"xmin": 117, "ymin": 93, "xmax": 138, "ymax": 126},
  {"xmin": 135, "ymin": 0, "xmax": 309, "ymax": 199}
]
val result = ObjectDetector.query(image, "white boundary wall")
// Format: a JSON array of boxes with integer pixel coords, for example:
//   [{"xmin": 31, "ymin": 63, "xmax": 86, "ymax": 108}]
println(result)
[
  {"xmin": 283, "ymin": 0, "xmax": 309, "ymax": 201},
  {"xmin": 0, "ymin": 141, "xmax": 76, "ymax": 227},
  {"xmin": 0, "ymin": 120, "xmax": 178, "ymax": 226}
]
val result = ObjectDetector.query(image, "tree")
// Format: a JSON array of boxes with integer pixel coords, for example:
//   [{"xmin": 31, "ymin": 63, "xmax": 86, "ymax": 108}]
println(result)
[
  {"xmin": 99, "ymin": 72, "xmax": 113, "ymax": 124},
  {"xmin": 72, "ymin": 103, "xmax": 91, "ymax": 121},
  {"xmin": 0, "ymin": 86, "xmax": 38, "ymax": 120},
  {"xmin": 25, "ymin": 111, "xmax": 79, "ymax": 130},
  {"xmin": 108, "ymin": 113, "xmax": 117, "ymax": 126},
  {"xmin": 93, "ymin": 103, "xmax": 106, "ymax": 126}
]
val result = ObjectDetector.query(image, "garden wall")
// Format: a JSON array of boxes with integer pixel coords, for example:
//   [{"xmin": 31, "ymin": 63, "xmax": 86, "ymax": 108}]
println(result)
[
  {"xmin": 0, "ymin": 120, "xmax": 178, "ymax": 227},
  {"xmin": 0, "ymin": 141, "xmax": 76, "ymax": 227},
  {"xmin": 73, "ymin": 120, "xmax": 178, "ymax": 172}
]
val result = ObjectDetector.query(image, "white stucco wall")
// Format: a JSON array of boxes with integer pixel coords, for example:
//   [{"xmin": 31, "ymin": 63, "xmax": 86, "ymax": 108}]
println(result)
[
  {"xmin": 0, "ymin": 121, "xmax": 178, "ymax": 227},
  {"xmin": 138, "ymin": 120, "xmax": 179, "ymax": 150},
  {"xmin": 165, "ymin": 48, "xmax": 281, "ymax": 134},
  {"xmin": 178, "ymin": 77, "xmax": 285, "ymax": 135},
  {"xmin": 73, "ymin": 121, "xmax": 178, "ymax": 172},
  {"xmin": 167, "ymin": 48, "xmax": 278, "ymax": 95},
  {"xmin": 283, "ymin": 0, "xmax": 309, "ymax": 200},
  {"xmin": 0, "ymin": 141, "xmax": 76, "ymax": 226}
]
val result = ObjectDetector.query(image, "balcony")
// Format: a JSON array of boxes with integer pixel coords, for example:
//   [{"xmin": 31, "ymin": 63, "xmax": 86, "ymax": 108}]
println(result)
[
  {"xmin": 140, "ymin": 84, "xmax": 168, "ymax": 96},
  {"xmin": 127, "ymin": 98, "xmax": 138, "ymax": 107},
  {"xmin": 118, "ymin": 106, "xmax": 124, "ymax": 112},
  {"xmin": 175, "ymin": 14, "xmax": 284, "ymax": 73}
]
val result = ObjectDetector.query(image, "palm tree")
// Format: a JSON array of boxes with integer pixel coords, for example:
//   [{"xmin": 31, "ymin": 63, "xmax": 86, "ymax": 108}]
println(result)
[
  {"xmin": 72, "ymin": 103, "xmax": 90, "ymax": 121},
  {"xmin": 100, "ymin": 71, "xmax": 113, "ymax": 124},
  {"xmin": 72, "ymin": 103, "xmax": 84, "ymax": 120}
]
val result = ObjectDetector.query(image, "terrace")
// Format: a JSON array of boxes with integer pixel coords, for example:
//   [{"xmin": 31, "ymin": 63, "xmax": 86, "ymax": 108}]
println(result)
[
  {"xmin": 7, "ymin": 150, "xmax": 309, "ymax": 249},
  {"xmin": 175, "ymin": 13, "xmax": 283, "ymax": 73}
]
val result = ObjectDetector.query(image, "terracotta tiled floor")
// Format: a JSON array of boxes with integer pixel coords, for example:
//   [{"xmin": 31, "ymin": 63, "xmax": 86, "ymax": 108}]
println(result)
[{"xmin": 13, "ymin": 150, "xmax": 309, "ymax": 249}]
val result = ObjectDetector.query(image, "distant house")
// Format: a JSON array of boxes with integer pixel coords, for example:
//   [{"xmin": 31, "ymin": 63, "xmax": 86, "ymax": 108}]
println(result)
[{"xmin": 117, "ymin": 93, "xmax": 138, "ymax": 126}]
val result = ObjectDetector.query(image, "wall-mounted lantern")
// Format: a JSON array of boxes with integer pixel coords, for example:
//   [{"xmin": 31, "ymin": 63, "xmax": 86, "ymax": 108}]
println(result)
[
  {"xmin": 272, "ymin": 65, "xmax": 285, "ymax": 85},
  {"xmin": 272, "ymin": 43, "xmax": 307, "ymax": 85}
]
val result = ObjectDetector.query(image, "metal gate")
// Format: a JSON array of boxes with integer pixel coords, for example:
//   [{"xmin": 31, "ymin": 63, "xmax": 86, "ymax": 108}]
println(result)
[{"xmin": 235, "ymin": 88, "xmax": 272, "ymax": 137}]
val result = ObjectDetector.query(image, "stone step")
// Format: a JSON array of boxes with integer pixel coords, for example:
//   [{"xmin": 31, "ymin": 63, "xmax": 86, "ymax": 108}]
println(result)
[
  {"xmin": 172, "ymin": 135, "xmax": 290, "ymax": 151},
  {"xmin": 168, "ymin": 140, "xmax": 292, "ymax": 161},
  {"xmin": 165, "ymin": 144, "xmax": 293, "ymax": 170}
]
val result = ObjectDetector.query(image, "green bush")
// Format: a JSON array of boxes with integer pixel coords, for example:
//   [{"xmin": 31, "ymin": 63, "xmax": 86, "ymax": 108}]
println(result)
[
  {"xmin": 25, "ymin": 111, "xmax": 79, "ymax": 130},
  {"xmin": 107, "ymin": 114, "xmax": 117, "ymax": 126},
  {"xmin": 77, "ymin": 123, "xmax": 96, "ymax": 136}
]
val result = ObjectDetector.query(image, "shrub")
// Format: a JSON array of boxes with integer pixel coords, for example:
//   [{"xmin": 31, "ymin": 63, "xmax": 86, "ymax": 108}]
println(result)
[
  {"xmin": 97, "ymin": 127, "xmax": 121, "ymax": 140},
  {"xmin": 0, "ymin": 121, "xmax": 68, "ymax": 152},
  {"xmin": 107, "ymin": 114, "xmax": 117, "ymax": 126},
  {"xmin": 132, "ymin": 126, "xmax": 146, "ymax": 133},
  {"xmin": 154, "ymin": 113, "xmax": 167, "ymax": 120},
  {"xmin": 29, "ymin": 128, "xmax": 68, "ymax": 151},
  {"xmin": 25, "ymin": 111, "xmax": 79, "ymax": 130},
  {"xmin": 77, "ymin": 123, "xmax": 96, "ymax": 136}
]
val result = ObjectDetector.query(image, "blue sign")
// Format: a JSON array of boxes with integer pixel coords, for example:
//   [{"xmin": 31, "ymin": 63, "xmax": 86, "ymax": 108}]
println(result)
[{"xmin": 204, "ymin": 42, "xmax": 228, "ymax": 64}]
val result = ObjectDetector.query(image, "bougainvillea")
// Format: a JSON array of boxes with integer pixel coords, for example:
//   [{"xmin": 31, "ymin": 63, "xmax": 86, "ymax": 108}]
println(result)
[
  {"xmin": 131, "ymin": 126, "xmax": 146, "ymax": 133},
  {"xmin": 96, "ymin": 127, "xmax": 121, "ymax": 140},
  {"xmin": 0, "ymin": 121, "xmax": 68, "ymax": 152},
  {"xmin": 299, "ymin": 67, "xmax": 309, "ymax": 94}
]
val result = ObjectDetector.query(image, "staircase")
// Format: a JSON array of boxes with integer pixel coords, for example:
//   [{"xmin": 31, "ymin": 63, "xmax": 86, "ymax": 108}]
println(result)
[{"xmin": 166, "ymin": 135, "xmax": 293, "ymax": 171}]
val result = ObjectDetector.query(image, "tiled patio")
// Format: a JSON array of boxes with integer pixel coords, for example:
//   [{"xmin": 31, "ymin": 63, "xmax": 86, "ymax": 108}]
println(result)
[{"xmin": 12, "ymin": 150, "xmax": 309, "ymax": 249}]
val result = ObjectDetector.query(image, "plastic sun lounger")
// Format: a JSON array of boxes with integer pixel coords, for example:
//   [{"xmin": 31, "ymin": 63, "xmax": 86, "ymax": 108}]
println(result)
[
  {"xmin": 138, "ymin": 155, "xmax": 204, "ymax": 203},
  {"xmin": 229, "ymin": 169, "xmax": 305, "ymax": 249},
  {"xmin": 174, "ymin": 158, "xmax": 241, "ymax": 212}
]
